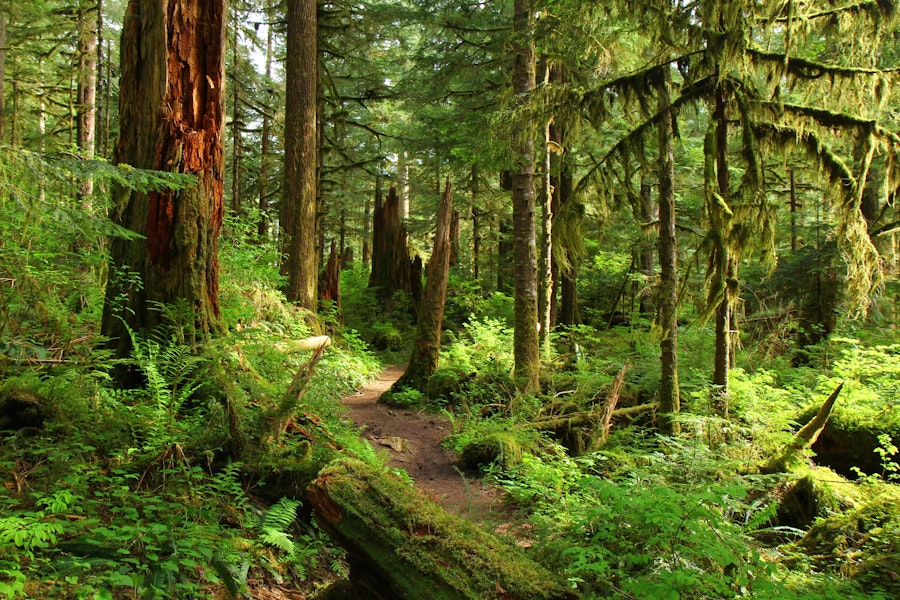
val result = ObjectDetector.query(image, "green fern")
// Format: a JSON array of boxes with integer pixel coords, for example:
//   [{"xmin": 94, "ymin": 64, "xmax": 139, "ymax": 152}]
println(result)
[{"xmin": 257, "ymin": 498, "xmax": 301, "ymax": 556}]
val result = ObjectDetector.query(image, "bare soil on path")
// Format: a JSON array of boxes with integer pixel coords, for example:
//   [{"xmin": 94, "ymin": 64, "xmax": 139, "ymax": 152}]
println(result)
[{"xmin": 341, "ymin": 364, "xmax": 509, "ymax": 523}]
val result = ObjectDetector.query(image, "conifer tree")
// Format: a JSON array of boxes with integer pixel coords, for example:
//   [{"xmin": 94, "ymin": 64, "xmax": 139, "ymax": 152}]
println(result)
[{"xmin": 101, "ymin": 0, "xmax": 226, "ymax": 376}]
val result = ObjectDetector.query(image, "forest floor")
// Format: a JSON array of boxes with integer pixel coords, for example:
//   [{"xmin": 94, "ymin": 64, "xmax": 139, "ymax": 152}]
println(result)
[{"xmin": 341, "ymin": 364, "xmax": 510, "ymax": 525}]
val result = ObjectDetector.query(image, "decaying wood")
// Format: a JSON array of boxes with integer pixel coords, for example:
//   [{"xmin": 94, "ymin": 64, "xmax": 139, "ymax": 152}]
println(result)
[
  {"xmin": 599, "ymin": 364, "xmax": 628, "ymax": 442},
  {"xmin": 263, "ymin": 340, "xmax": 328, "ymax": 445},
  {"xmin": 369, "ymin": 186, "xmax": 414, "ymax": 308},
  {"xmin": 320, "ymin": 239, "xmax": 341, "ymax": 309},
  {"xmin": 307, "ymin": 458, "xmax": 575, "ymax": 600},
  {"xmin": 534, "ymin": 366, "xmax": 629, "ymax": 438},
  {"xmin": 762, "ymin": 382, "xmax": 844, "ymax": 473},
  {"xmin": 389, "ymin": 180, "xmax": 453, "ymax": 395}
]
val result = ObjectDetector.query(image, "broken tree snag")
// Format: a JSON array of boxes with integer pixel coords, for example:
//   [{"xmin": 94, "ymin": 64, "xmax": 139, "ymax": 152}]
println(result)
[
  {"xmin": 599, "ymin": 363, "xmax": 627, "ymax": 443},
  {"xmin": 101, "ymin": 0, "xmax": 226, "ymax": 372},
  {"xmin": 307, "ymin": 459, "xmax": 575, "ymax": 600},
  {"xmin": 762, "ymin": 382, "xmax": 844, "ymax": 474},
  {"xmin": 368, "ymin": 186, "xmax": 413, "ymax": 308},
  {"xmin": 320, "ymin": 239, "xmax": 341, "ymax": 310},
  {"xmin": 389, "ymin": 179, "xmax": 454, "ymax": 396},
  {"xmin": 263, "ymin": 341, "xmax": 328, "ymax": 446}
]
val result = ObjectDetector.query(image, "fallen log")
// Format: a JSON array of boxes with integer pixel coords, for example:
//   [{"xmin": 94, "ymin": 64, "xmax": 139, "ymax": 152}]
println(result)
[{"xmin": 307, "ymin": 458, "xmax": 575, "ymax": 600}]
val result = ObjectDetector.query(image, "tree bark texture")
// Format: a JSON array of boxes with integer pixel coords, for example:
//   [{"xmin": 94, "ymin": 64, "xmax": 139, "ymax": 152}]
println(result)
[
  {"xmin": 307, "ymin": 459, "xmax": 575, "ymax": 600},
  {"xmin": 258, "ymin": 7, "xmax": 273, "ymax": 238},
  {"xmin": 101, "ymin": 0, "xmax": 226, "ymax": 365},
  {"xmin": 638, "ymin": 179, "xmax": 656, "ymax": 316},
  {"xmin": 555, "ymin": 141, "xmax": 577, "ymax": 328},
  {"xmin": 76, "ymin": 0, "xmax": 97, "ymax": 162},
  {"xmin": 538, "ymin": 118, "xmax": 553, "ymax": 356},
  {"xmin": 0, "ymin": 4, "xmax": 5, "ymax": 142},
  {"xmin": 369, "ymin": 186, "xmax": 413, "ymax": 308},
  {"xmin": 511, "ymin": 0, "xmax": 540, "ymax": 391},
  {"xmin": 471, "ymin": 166, "xmax": 480, "ymax": 282},
  {"xmin": 656, "ymin": 69, "xmax": 680, "ymax": 435},
  {"xmin": 711, "ymin": 75, "xmax": 734, "ymax": 410},
  {"xmin": 230, "ymin": 16, "xmax": 242, "ymax": 214},
  {"xmin": 393, "ymin": 180, "xmax": 453, "ymax": 394},
  {"xmin": 320, "ymin": 239, "xmax": 341, "ymax": 309},
  {"xmin": 449, "ymin": 208, "xmax": 460, "ymax": 267},
  {"xmin": 281, "ymin": 0, "xmax": 318, "ymax": 310}
]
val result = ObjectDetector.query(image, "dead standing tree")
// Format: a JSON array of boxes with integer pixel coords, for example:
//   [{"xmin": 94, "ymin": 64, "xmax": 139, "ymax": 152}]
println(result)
[
  {"xmin": 369, "ymin": 186, "xmax": 418, "ymax": 311},
  {"xmin": 389, "ymin": 180, "xmax": 454, "ymax": 395}
]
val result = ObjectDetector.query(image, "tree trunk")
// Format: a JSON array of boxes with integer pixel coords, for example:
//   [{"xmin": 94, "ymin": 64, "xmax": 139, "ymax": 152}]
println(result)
[
  {"xmin": 656, "ymin": 68, "xmax": 680, "ymax": 435},
  {"xmin": 538, "ymin": 116, "xmax": 553, "ymax": 357},
  {"xmin": 95, "ymin": 0, "xmax": 106, "ymax": 158},
  {"xmin": 555, "ymin": 131, "xmax": 577, "ymax": 329},
  {"xmin": 471, "ymin": 166, "xmax": 480, "ymax": 282},
  {"xmin": 511, "ymin": 0, "xmax": 539, "ymax": 392},
  {"xmin": 449, "ymin": 209, "xmax": 460, "ymax": 267},
  {"xmin": 391, "ymin": 180, "xmax": 453, "ymax": 394},
  {"xmin": 308, "ymin": 459, "xmax": 575, "ymax": 600},
  {"xmin": 638, "ymin": 179, "xmax": 656, "ymax": 317},
  {"xmin": 281, "ymin": 0, "xmax": 318, "ymax": 310},
  {"xmin": 101, "ymin": 0, "xmax": 226, "ymax": 376},
  {"xmin": 369, "ymin": 186, "xmax": 412, "ymax": 308},
  {"xmin": 320, "ymin": 239, "xmax": 341, "ymax": 310},
  {"xmin": 711, "ymin": 75, "xmax": 733, "ymax": 412},
  {"xmin": 230, "ymin": 15, "xmax": 242, "ymax": 215},
  {"xmin": 258, "ymin": 9, "xmax": 273, "ymax": 238},
  {"xmin": 0, "ymin": 3, "xmax": 5, "ymax": 143},
  {"xmin": 362, "ymin": 193, "xmax": 372, "ymax": 267},
  {"xmin": 77, "ymin": 0, "xmax": 98, "ymax": 209}
]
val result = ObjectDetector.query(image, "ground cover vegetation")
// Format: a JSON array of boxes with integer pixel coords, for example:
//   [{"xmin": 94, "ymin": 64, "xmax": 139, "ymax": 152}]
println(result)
[{"xmin": 2, "ymin": 0, "xmax": 900, "ymax": 598}]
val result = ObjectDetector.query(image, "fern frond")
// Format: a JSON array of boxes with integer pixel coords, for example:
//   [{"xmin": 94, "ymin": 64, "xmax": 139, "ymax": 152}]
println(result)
[{"xmin": 260, "ymin": 528, "xmax": 296, "ymax": 556}]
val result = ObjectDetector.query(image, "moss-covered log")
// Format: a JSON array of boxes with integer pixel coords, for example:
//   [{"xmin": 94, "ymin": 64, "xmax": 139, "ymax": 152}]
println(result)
[
  {"xmin": 307, "ymin": 458, "xmax": 575, "ymax": 600},
  {"xmin": 762, "ymin": 382, "xmax": 843, "ymax": 473}
]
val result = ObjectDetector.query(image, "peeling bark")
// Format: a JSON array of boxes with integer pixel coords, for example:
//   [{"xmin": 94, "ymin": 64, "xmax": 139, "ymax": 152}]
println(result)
[{"xmin": 102, "ymin": 0, "xmax": 226, "ymax": 376}]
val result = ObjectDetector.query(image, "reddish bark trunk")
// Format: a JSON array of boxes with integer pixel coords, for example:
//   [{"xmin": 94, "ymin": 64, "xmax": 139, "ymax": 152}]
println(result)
[
  {"xmin": 320, "ymin": 239, "xmax": 341, "ymax": 309},
  {"xmin": 101, "ymin": 0, "xmax": 226, "ymax": 373}
]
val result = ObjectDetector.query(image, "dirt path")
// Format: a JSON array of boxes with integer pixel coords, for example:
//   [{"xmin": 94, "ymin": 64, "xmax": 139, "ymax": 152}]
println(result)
[{"xmin": 342, "ymin": 364, "xmax": 508, "ymax": 523}]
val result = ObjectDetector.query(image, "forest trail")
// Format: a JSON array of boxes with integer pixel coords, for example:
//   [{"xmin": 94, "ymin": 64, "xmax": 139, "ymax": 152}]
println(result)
[{"xmin": 342, "ymin": 364, "xmax": 508, "ymax": 523}]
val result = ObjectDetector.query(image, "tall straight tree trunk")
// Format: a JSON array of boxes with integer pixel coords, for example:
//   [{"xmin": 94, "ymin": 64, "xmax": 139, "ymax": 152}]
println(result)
[
  {"xmin": 511, "ymin": 0, "xmax": 540, "ymax": 391},
  {"xmin": 101, "ymin": 0, "xmax": 226, "ymax": 377},
  {"xmin": 258, "ymin": 11, "xmax": 273, "ymax": 238},
  {"xmin": 76, "ymin": 0, "xmax": 97, "ymax": 204},
  {"xmin": 0, "ymin": 3, "xmax": 6, "ymax": 142},
  {"xmin": 711, "ymin": 75, "xmax": 732, "ymax": 409},
  {"xmin": 101, "ymin": 40, "xmax": 111, "ymax": 157},
  {"xmin": 230, "ymin": 15, "xmax": 242, "ymax": 214},
  {"xmin": 556, "ymin": 151, "xmax": 577, "ymax": 328},
  {"xmin": 657, "ymin": 68, "xmax": 680, "ymax": 435},
  {"xmin": 281, "ymin": 0, "xmax": 318, "ymax": 310},
  {"xmin": 538, "ymin": 116, "xmax": 553, "ymax": 357},
  {"xmin": 638, "ymin": 179, "xmax": 657, "ymax": 317},
  {"xmin": 471, "ymin": 165, "xmax": 480, "ymax": 282},
  {"xmin": 392, "ymin": 180, "xmax": 454, "ymax": 393}
]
